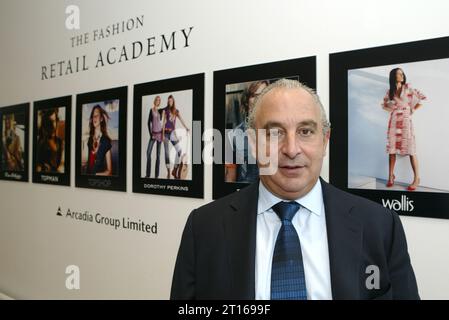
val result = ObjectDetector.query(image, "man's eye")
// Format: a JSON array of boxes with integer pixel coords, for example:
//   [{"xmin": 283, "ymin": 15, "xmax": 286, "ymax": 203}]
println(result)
[{"xmin": 299, "ymin": 129, "xmax": 313, "ymax": 136}]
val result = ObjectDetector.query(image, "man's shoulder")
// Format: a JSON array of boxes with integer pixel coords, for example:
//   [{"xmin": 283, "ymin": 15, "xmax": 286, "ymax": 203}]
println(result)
[
  {"xmin": 191, "ymin": 183, "xmax": 257, "ymax": 220},
  {"xmin": 321, "ymin": 179, "xmax": 397, "ymax": 225},
  {"xmin": 323, "ymin": 181, "xmax": 380, "ymax": 207}
]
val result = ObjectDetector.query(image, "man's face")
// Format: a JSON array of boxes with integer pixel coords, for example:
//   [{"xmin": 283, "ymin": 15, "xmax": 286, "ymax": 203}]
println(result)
[{"xmin": 254, "ymin": 87, "xmax": 329, "ymax": 200}]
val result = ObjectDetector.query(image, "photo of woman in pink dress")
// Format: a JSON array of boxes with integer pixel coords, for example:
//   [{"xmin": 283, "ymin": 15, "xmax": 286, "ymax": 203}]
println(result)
[{"xmin": 382, "ymin": 68, "xmax": 426, "ymax": 191}]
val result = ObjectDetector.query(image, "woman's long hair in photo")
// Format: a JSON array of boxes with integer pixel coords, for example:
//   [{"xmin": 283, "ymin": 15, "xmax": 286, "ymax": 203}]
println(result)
[
  {"xmin": 88, "ymin": 104, "xmax": 111, "ymax": 150},
  {"xmin": 389, "ymin": 68, "xmax": 407, "ymax": 100}
]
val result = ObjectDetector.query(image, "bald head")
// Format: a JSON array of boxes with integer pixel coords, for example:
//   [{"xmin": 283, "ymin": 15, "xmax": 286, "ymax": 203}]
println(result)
[{"xmin": 246, "ymin": 78, "xmax": 330, "ymax": 135}]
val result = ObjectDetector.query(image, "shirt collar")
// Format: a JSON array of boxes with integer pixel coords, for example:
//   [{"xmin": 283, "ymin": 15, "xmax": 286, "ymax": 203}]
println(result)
[{"xmin": 258, "ymin": 179, "xmax": 323, "ymax": 217}]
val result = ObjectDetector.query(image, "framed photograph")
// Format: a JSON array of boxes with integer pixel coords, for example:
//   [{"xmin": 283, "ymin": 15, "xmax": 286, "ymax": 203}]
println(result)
[
  {"xmin": 75, "ymin": 87, "xmax": 127, "ymax": 192},
  {"xmin": 133, "ymin": 73, "xmax": 204, "ymax": 198},
  {"xmin": 32, "ymin": 96, "xmax": 71, "ymax": 186},
  {"xmin": 330, "ymin": 36, "xmax": 449, "ymax": 219},
  {"xmin": 212, "ymin": 57, "xmax": 316, "ymax": 199},
  {"xmin": 0, "ymin": 103, "xmax": 29, "ymax": 182}
]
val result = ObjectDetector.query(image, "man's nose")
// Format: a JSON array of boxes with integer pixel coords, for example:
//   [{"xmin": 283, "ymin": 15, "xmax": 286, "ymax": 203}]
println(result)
[{"xmin": 281, "ymin": 131, "xmax": 301, "ymax": 159}]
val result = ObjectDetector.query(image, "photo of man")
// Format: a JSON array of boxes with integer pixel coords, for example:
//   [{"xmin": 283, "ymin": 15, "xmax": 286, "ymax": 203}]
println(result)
[
  {"xmin": 213, "ymin": 57, "xmax": 316, "ymax": 199},
  {"xmin": 35, "ymin": 107, "xmax": 66, "ymax": 173}
]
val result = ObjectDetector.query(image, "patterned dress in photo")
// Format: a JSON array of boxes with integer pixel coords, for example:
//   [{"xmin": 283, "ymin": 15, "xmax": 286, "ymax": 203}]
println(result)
[{"xmin": 382, "ymin": 84, "xmax": 426, "ymax": 155}]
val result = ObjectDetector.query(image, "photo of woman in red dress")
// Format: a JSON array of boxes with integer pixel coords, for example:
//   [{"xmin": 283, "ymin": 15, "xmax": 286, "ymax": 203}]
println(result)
[{"xmin": 382, "ymin": 68, "xmax": 426, "ymax": 191}]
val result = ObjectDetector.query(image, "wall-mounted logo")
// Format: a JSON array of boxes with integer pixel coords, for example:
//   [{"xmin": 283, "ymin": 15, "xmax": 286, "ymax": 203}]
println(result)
[
  {"xmin": 381, "ymin": 195, "xmax": 415, "ymax": 212},
  {"xmin": 56, "ymin": 206, "xmax": 158, "ymax": 234}
]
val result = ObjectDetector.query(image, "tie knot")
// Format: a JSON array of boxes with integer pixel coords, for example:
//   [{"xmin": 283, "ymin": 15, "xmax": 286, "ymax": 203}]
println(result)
[{"xmin": 272, "ymin": 201, "xmax": 300, "ymax": 222}]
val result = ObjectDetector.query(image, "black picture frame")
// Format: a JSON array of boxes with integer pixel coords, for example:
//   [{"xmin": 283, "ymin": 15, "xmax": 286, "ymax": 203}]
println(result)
[
  {"xmin": 330, "ymin": 36, "xmax": 449, "ymax": 220},
  {"xmin": 212, "ymin": 57, "xmax": 316, "ymax": 199},
  {"xmin": 133, "ymin": 73, "xmax": 204, "ymax": 198},
  {"xmin": 0, "ymin": 103, "xmax": 29, "ymax": 182},
  {"xmin": 32, "ymin": 96, "xmax": 71, "ymax": 186},
  {"xmin": 75, "ymin": 86, "xmax": 127, "ymax": 192}
]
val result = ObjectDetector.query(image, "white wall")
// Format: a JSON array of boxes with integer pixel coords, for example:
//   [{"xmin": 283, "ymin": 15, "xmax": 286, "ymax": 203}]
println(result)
[{"xmin": 1, "ymin": 0, "xmax": 449, "ymax": 299}]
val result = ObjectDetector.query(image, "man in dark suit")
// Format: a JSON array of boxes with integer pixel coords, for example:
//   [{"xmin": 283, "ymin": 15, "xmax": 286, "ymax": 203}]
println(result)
[{"xmin": 171, "ymin": 79, "xmax": 419, "ymax": 300}]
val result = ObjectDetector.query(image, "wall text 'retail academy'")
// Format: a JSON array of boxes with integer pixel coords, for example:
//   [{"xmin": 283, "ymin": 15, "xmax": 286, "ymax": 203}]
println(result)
[
  {"xmin": 382, "ymin": 195, "xmax": 414, "ymax": 212},
  {"xmin": 41, "ymin": 24, "xmax": 193, "ymax": 80}
]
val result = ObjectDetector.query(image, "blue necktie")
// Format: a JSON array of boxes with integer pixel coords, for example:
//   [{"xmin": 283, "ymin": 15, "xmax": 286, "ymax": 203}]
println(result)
[{"xmin": 271, "ymin": 201, "xmax": 307, "ymax": 300}]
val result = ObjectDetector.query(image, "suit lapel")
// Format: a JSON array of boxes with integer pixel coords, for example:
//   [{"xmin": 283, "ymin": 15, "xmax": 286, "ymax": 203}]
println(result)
[
  {"xmin": 321, "ymin": 178, "xmax": 363, "ymax": 300},
  {"xmin": 223, "ymin": 182, "xmax": 259, "ymax": 299}
]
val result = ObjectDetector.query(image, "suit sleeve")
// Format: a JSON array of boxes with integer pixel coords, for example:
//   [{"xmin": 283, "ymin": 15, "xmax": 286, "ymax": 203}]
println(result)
[
  {"xmin": 170, "ymin": 210, "xmax": 196, "ymax": 300},
  {"xmin": 387, "ymin": 211, "xmax": 420, "ymax": 299}
]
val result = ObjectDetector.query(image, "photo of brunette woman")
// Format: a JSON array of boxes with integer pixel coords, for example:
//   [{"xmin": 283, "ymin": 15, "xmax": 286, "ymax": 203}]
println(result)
[
  {"xmin": 36, "ymin": 107, "xmax": 65, "ymax": 173},
  {"xmin": 346, "ymin": 59, "xmax": 449, "ymax": 193},
  {"xmin": 81, "ymin": 101, "xmax": 119, "ymax": 176},
  {"xmin": 382, "ymin": 68, "xmax": 426, "ymax": 191}
]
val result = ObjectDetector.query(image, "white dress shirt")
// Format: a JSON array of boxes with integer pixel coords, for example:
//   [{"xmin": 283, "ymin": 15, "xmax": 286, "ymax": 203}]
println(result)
[{"xmin": 255, "ymin": 179, "xmax": 333, "ymax": 300}]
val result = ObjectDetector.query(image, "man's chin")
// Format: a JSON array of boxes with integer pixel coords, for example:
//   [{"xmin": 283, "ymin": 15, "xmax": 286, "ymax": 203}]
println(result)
[{"xmin": 274, "ymin": 178, "xmax": 305, "ymax": 193}]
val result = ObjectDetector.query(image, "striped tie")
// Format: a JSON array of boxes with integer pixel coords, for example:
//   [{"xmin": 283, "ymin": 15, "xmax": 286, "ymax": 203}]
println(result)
[{"xmin": 270, "ymin": 201, "xmax": 307, "ymax": 300}]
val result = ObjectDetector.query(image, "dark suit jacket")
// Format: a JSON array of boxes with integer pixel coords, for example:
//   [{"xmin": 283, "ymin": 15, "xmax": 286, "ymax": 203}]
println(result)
[{"xmin": 170, "ymin": 178, "xmax": 419, "ymax": 300}]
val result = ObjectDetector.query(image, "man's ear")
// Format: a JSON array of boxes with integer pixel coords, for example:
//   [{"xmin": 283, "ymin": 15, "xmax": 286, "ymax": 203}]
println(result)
[{"xmin": 323, "ymin": 128, "xmax": 331, "ymax": 156}]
